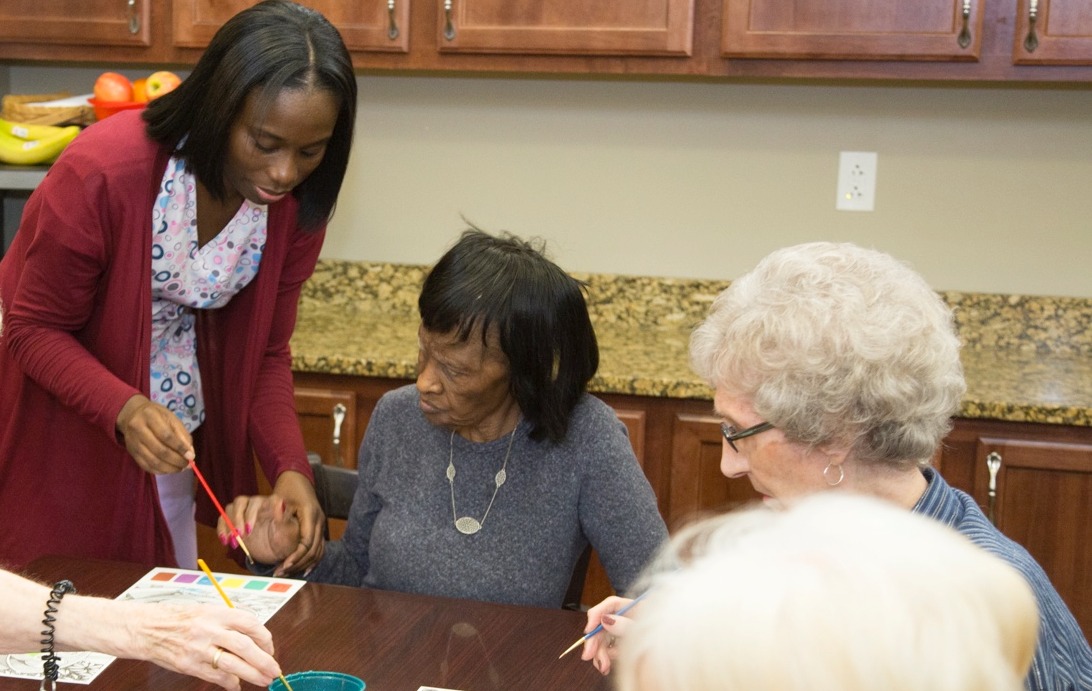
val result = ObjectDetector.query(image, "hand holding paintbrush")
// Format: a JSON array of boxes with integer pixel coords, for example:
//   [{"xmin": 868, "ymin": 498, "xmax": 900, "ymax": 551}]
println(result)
[
  {"xmin": 197, "ymin": 559, "xmax": 295, "ymax": 691},
  {"xmin": 115, "ymin": 394, "xmax": 196, "ymax": 475},
  {"xmin": 560, "ymin": 592, "xmax": 648, "ymax": 667}
]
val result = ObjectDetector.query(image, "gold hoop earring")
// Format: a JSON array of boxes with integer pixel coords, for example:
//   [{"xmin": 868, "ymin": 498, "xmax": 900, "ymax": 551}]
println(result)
[{"xmin": 823, "ymin": 462, "xmax": 844, "ymax": 486}]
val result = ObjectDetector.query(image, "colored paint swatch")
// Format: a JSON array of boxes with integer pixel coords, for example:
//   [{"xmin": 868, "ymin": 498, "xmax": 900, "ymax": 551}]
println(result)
[{"xmin": 135, "ymin": 567, "xmax": 304, "ymax": 599}]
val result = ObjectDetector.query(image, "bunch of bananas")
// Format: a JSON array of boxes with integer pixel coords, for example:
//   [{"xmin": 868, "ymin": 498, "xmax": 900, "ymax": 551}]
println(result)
[{"xmin": 0, "ymin": 117, "xmax": 81, "ymax": 166}]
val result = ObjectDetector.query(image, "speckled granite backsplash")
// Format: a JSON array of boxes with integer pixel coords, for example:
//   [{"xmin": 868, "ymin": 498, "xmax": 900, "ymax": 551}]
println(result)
[
  {"xmin": 302, "ymin": 260, "xmax": 1092, "ymax": 353},
  {"xmin": 294, "ymin": 260, "xmax": 1092, "ymax": 426}
]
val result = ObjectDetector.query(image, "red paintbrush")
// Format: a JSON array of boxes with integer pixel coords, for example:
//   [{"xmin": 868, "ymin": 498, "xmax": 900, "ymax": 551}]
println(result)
[{"xmin": 188, "ymin": 458, "xmax": 254, "ymax": 564}]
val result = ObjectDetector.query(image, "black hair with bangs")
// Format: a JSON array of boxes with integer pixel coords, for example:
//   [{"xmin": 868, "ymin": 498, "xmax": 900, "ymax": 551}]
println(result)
[
  {"xmin": 419, "ymin": 228, "xmax": 600, "ymax": 443},
  {"xmin": 142, "ymin": 0, "xmax": 356, "ymax": 231}
]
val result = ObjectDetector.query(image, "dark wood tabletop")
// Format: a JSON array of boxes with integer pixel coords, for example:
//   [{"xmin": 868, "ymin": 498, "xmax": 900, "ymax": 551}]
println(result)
[{"xmin": 23, "ymin": 556, "xmax": 612, "ymax": 691}]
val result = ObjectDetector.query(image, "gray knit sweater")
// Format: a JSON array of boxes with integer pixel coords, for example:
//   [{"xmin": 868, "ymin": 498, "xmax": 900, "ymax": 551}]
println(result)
[{"xmin": 307, "ymin": 385, "xmax": 669, "ymax": 608}]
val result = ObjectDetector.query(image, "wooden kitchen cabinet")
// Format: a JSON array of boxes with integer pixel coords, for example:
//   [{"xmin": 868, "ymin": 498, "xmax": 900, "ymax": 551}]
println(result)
[
  {"xmin": 435, "ymin": 0, "xmax": 694, "ymax": 57},
  {"xmin": 293, "ymin": 372, "xmax": 411, "ymax": 469},
  {"xmin": 0, "ymin": 0, "xmax": 152, "ymax": 51},
  {"xmin": 5, "ymin": 0, "xmax": 1092, "ymax": 81},
  {"xmin": 938, "ymin": 417, "xmax": 1092, "ymax": 641},
  {"xmin": 722, "ymin": 0, "xmax": 983, "ymax": 62},
  {"xmin": 171, "ymin": 0, "xmax": 693, "ymax": 58},
  {"xmin": 171, "ymin": 0, "xmax": 409, "ymax": 53},
  {"xmin": 1012, "ymin": 0, "xmax": 1092, "ymax": 65},
  {"xmin": 717, "ymin": 0, "xmax": 1092, "ymax": 80},
  {"xmin": 295, "ymin": 386, "xmax": 358, "ymax": 468},
  {"xmin": 666, "ymin": 411, "xmax": 762, "ymax": 527}
]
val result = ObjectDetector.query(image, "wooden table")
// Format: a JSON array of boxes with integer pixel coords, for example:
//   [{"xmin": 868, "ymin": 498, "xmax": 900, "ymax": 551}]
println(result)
[{"xmin": 23, "ymin": 556, "xmax": 611, "ymax": 691}]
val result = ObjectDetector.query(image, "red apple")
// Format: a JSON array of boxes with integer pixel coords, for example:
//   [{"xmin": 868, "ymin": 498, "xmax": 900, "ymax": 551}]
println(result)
[
  {"xmin": 145, "ymin": 71, "xmax": 182, "ymax": 100},
  {"xmin": 93, "ymin": 72, "xmax": 134, "ymax": 103}
]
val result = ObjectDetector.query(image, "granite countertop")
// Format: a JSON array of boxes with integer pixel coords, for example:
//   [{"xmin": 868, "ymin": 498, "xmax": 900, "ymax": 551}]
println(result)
[{"xmin": 290, "ymin": 261, "xmax": 1092, "ymax": 428}]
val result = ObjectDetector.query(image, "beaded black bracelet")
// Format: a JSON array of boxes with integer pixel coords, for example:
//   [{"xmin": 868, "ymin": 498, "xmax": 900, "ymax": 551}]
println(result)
[{"xmin": 39, "ymin": 579, "xmax": 77, "ymax": 691}]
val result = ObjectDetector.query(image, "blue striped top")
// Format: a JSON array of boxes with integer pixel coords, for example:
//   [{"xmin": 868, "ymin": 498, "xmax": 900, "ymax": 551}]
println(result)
[{"xmin": 914, "ymin": 468, "xmax": 1092, "ymax": 691}]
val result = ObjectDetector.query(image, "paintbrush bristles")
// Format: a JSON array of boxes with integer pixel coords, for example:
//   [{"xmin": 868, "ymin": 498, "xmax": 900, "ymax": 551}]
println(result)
[
  {"xmin": 235, "ymin": 535, "xmax": 255, "ymax": 564},
  {"xmin": 558, "ymin": 636, "xmax": 585, "ymax": 659}
]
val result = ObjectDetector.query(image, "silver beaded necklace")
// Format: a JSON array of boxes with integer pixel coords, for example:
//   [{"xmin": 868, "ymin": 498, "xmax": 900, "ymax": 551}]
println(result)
[{"xmin": 446, "ymin": 422, "xmax": 518, "ymax": 535}]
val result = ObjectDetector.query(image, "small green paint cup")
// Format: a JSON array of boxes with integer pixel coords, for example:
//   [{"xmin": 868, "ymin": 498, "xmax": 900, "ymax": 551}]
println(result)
[{"xmin": 269, "ymin": 670, "xmax": 365, "ymax": 691}]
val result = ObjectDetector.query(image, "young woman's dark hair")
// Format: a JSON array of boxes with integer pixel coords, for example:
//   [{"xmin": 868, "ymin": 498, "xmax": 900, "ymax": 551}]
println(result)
[
  {"xmin": 419, "ymin": 228, "xmax": 600, "ymax": 443},
  {"xmin": 143, "ymin": 0, "xmax": 356, "ymax": 231}
]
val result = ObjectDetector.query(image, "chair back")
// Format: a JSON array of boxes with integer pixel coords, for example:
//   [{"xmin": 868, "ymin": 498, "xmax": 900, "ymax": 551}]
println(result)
[
  {"xmin": 308, "ymin": 453, "xmax": 359, "ymax": 539},
  {"xmin": 562, "ymin": 544, "xmax": 592, "ymax": 611}
]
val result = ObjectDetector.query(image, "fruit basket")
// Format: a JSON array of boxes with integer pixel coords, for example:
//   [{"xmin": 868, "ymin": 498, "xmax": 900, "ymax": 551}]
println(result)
[
  {"xmin": 1, "ymin": 92, "xmax": 94, "ymax": 127},
  {"xmin": 87, "ymin": 98, "xmax": 146, "ymax": 122}
]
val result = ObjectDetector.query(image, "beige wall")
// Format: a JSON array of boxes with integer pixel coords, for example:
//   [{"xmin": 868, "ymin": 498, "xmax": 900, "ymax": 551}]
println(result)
[{"xmin": 9, "ymin": 66, "xmax": 1092, "ymax": 297}]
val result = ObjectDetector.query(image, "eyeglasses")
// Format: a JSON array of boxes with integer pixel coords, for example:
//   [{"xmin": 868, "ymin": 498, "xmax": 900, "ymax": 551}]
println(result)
[{"xmin": 720, "ymin": 421, "xmax": 775, "ymax": 452}]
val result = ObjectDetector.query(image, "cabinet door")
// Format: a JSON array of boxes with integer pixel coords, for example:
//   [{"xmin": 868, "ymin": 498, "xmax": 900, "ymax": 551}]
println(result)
[
  {"xmin": 667, "ymin": 413, "xmax": 761, "ymax": 528},
  {"xmin": 0, "ymin": 0, "xmax": 150, "ymax": 47},
  {"xmin": 613, "ymin": 407, "xmax": 647, "ymax": 468},
  {"xmin": 975, "ymin": 437, "xmax": 1092, "ymax": 641},
  {"xmin": 721, "ymin": 0, "xmax": 981, "ymax": 60},
  {"xmin": 295, "ymin": 387, "xmax": 358, "ymax": 468},
  {"xmin": 437, "ymin": 0, "xmax": 694, "ymax": 56},
  {"xmin": 171, "ymin": 0, "xmax": 409, "ymax": 53},
  {"xmin": 1012, "ymin": 0, "xmax": 1092, "ymax": 64}
]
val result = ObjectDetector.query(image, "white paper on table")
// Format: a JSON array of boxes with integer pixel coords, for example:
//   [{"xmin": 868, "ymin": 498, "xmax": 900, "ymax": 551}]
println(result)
[{"xmin": 0, "ymin": 566, "xmax": 304, "ymax": 685}]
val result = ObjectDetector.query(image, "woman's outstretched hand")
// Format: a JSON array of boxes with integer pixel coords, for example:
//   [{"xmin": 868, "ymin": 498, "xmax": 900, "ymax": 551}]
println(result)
[{"xmin": 116, "ymin": 599, "xmax": 282, "ymax": 690}]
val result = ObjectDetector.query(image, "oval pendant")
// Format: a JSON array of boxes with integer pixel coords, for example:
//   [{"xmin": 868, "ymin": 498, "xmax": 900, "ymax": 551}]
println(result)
[{"xmin": 455, "ymin": 516, "xmax": 481, "ymax": 535}]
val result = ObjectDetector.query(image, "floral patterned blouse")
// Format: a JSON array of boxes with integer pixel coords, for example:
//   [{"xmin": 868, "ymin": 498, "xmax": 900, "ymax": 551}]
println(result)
[{"xmin": 149, "ymin": 156, "xmax": 268, "ymax": 432}]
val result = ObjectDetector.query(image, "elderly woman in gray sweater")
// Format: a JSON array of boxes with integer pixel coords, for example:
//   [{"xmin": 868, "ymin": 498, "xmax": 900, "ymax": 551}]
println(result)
[{"xmin": 226, "ymin": 228, "xmax": 668, "ymax": 608}]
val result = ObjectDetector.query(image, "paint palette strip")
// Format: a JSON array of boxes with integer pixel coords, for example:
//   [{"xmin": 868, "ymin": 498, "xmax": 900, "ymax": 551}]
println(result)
[{"xmin": 144, "ymin": 567, "xmax": 301, "ymax": 594}]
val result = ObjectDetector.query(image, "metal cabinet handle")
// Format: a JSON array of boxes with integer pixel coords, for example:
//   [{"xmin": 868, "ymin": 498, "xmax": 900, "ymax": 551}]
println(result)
[
  {"xmin": 1024, "ymin": 0, "xmax": 1040, "ymax": 53},
  {"xmin": 387, "ymin": 0, "xmax": 400, "ymax": 40},
  {"xmin": 331, "ymin": 403, "xmax": 347, "ymax": 467},
  {"xmin": 443, "ymin": 0, "xmax": 456, "ymax": 41},
  {"xmin": 957, "ymin": 0, "xmax": 972, "ymax": 49},
  {"xmin": 986, "ymin": 451, "xmax": 1002, "ymax": 525},
  {"xmin": 127, "ymin": 0, "xmax": 140, "ymax": 35}
]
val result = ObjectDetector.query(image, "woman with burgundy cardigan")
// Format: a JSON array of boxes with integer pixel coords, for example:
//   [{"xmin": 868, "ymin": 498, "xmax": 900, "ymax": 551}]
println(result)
[{"xmin": 0, "ymin": 0, "xmax": 357, "ymax": 574}]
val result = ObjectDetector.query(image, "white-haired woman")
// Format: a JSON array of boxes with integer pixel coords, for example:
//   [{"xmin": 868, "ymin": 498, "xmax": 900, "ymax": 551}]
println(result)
[
  {"xmin": 615, "ymin": 493, "xmax": 1039, "ymax": 691},
  {"xmin": 582, "ymin": 242, "xmax": 1092, "ymax": 690}
]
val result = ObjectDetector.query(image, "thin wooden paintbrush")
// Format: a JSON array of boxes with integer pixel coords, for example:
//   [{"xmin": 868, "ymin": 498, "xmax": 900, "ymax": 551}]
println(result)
[
  {"xmin": 197, "ymin": 559, "xmax": 294, "ymax": 691},
  {"xmin": 188, "ymin": 458, "xmax": 254, "ymax": 565},
  {"xmin": 558, "ymin": 592, "xmax": 648, "ymax": 659}
]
